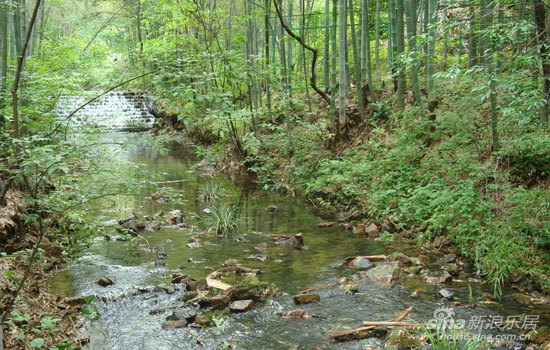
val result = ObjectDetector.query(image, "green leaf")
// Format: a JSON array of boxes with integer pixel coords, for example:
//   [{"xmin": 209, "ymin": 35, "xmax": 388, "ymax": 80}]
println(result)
[
  {"xmin": 30, "ymin": 338, "xmax": 45, "ymax": 348},
  {"xmin": 56, "ymin": 342, "xmax": 74, "ymax": 349},
  {"xmin": 24, "ymin": 214, "xmax": 39, "ymax": 225}
]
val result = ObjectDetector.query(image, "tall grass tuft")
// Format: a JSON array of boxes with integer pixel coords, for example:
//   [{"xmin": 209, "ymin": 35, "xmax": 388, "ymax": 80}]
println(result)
[
  {"xmin": 205, "ymin": 204, "xmax": 238, "ymax": 236},
  {"xmin": 198, "ymin": 181, "xmax": 226, "ymax": 202},
  {"xmin": 421, "ymin": 322, "xmax": 483, "ymax": 350}
]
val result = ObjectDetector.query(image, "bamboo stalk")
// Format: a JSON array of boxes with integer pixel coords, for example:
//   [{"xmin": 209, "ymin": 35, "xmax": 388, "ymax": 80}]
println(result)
[
  {"xmin": 324, "ymin": 0, "xmax": 331, "ymax": 85},
  {"xmin": 330, "ymin": 0, "xmax": 338, "ymax": 121},
  {"xmin": 374, "ymin": 0, "xmax": 381, "ymax": 82},
  {"xmin": 338, "ymin": 0, "xmax": 347, "ymax": 122},
  {"xmin": 427, "ymin": 0, "xmax": 436, "ymax": 100},
  {"xmin": 405, "ymin": 0, "xmax": 426, "ymax": 116},
  {"xmin": 396, "ymin": 0, "xmax": 405, "ymax": 111},
  {"xmin": 349, "ymin": 0, "xmax": 364, "ymax": 115}
]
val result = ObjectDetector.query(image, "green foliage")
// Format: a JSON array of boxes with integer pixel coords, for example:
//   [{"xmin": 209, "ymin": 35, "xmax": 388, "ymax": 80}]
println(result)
[
  {"xmin": 198, "ymin": 181, "xmax": 227, "ymax": 202},
  {"xmin": 421, "ymin": 322, "xmax": 483, "ymax": 350},
  {"xmin": 210, "ymin": 309, "xmax": 230, "ymax": 329},
  {"xmin": 204, "ymin": 204, "xmax": 239, "ymax": 237},
  {"xmin": 500, "ymin": 134, "xmax": 550, "ymax": 184},
  {"xmin": 220, "ymin": 70, "xmax": 550, "ymax": 297},
  {"xmin": 30, "ymin": 338, "xmax": 45, "ymax": 348},
  {"xmin": 81, "ymin": 296, "xmax": 100, "ymax": 320}
]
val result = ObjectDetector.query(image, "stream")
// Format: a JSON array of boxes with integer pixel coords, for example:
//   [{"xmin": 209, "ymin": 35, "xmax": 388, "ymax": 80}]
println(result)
[{"xmin": 50, "ymin": 92, "xmax": 549, "ymax": 350}]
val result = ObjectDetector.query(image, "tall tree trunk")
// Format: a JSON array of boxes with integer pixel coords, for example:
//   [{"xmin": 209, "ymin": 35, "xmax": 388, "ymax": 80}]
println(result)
[
  {"xmin": 339, "ymin": 0, "xmax": 347, "ymax": 121},
  {"xmin": 286, "ymin": 0, "xmax": 293, "ymax": 88},
  {"xmin": 389, "ymin": 0, "xmax": 398, "ymax": 89},
  {"xmin": 534, "ymin": 0, "xmax": 550, "ymax": 123},
  {"xmin": 344, "ymin": 4, "xmax": 351, "ymax": 90},
  {"xmin": 12, "ymin": 0, "xmax": 43, "ymax": 152},
  {"xmin": 1, "ymin": 1, "xmax": 8, "ymax": 95},
  {"xmin": 330, "ymin": 0, "xmax": 338, "ymax": 122},
  {"xmin": 264, "ymin": 0, "xmax": 272, "ymax": 119},
  {"xmin": 531, "ymin": 0, "xmax": 541, "ymax": 85},
  {"xmin": 29, "ymin": 0, "xmax": 41, "ymax": 57},
  {"xmin": 516, "ymin": 0, "xmax": 527, "ymax": 56},
  {"xmin": 9, "ymin": 4, "xmax": 15, "ymax": 75},
  {"xmin": 405, "ymin": 0, "xmax": 425, "ymax": 116},
  {"xmin": 485, "ymin": 1, "xmax": 499, "ymax": 151},
  {"xmin": 396, "ymin": 0, "xmax": 405, "ymax": 111},
  {"xmin": 13, "ymin": 0, "xmax": 22, "ymax": 60},
  {"xmin": 496, "ymin": 1, "xmax": 504, "ymax": 70},
  {"xmin": 443, "ymin": 0, "xmax": 448, "ymax": 68},
  {"xmin": 375, "ymin": 0, "xmax": 381, "ymax": 82},
  {"xmin": 278, "ymin": 4, "xmax": 292, "ymax": 149},
  {"xmin": 324, "ymin": 0, "xmax": 331, "ymax": 86},
  {"xmin": 349, "ymin": 0, "xmax": 364, "ymax": 115},
  {"xmin": 423, "ymin": 0, "xmax": 429, "ymax": 71},
  {"xmin": 467, "ymin": 0, "xmax": 477, "ymax": 67},
  {"xmin": 137, "ymin": 0, "xmax": 146, "ymax": 96},
  {"xmin": 427, "ymin": 0, "xmax": 436, "ymax": 101},
  {"xmin": 361, "ymin": 0, "xmax": 375, "ymax": 103}
]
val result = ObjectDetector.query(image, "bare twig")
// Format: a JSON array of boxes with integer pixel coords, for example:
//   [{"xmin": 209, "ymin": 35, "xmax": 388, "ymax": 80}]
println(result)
[
  {"xmin": 272, "ymin": 0, "xmax": 330, "ymax": 105},
  {"xmin": 330, "ymin": 307, "xmax": 415, "ymax": 340},
  {"xmin": 84, "ymin": 2, "xmax": 128, "ymax": 51},
  {"xmin": 300, "ymin": 280, "xmax": 339, "ymax": 294}
]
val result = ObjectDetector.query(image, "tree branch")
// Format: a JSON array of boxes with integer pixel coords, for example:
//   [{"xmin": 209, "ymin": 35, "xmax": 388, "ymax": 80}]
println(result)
[{"xmin": 272, "ymin": 0, "xmax": 330, "ymax": 105}]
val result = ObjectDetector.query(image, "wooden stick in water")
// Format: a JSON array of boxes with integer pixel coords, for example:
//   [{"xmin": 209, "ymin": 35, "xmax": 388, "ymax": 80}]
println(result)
[
  {"xmin": 300, "ymin": 280, "xmax": 339, "ymax": 294},
  {"xmin": 329, "ymin": 307, "xmax": 415, "ymax": 340}
]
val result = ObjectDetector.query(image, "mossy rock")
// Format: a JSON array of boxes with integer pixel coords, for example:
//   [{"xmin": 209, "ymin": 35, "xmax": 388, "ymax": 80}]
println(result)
[
  {"xmin": 362, "ymin": 263, "xmax": 401, "ymax": 285},
  {"xmin": 527, "ymin": 325, "xmax": 550, "ymax": 344},
  {"xmin": 384, "ymin": 327, "xmax": 420, "ymax": 349},
  {"xmin": 183, "ymin": 291, "xmax": 198, "ymax": 302},
  {"xmin": 233, "ymin": 275, "xmax": 266, "ymax": 300}
]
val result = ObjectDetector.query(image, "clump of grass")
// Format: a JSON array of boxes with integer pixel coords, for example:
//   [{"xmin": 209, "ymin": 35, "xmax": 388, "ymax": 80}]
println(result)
[
  {"xmin": 421, "ymin": 322, "xmax": 483, "ymax": 350},
  {"xmin": 198, "ymin": 181, "xmax": 226, "ymax": 202},
  {"xmin": 205, "ymin": 204, "xmax": 238, "ymax": 236}
]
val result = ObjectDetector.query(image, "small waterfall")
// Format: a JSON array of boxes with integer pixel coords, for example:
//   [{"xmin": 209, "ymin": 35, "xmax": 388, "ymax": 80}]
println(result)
[{"xmin": 57, "ymin": 91, "xmax": 155, "ymax": 131}]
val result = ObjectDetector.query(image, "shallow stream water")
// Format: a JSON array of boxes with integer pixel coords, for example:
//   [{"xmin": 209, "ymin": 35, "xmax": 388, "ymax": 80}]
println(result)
[{"xmin": 50, "ymin": 93, "xmax": 549, "ymax": 350}]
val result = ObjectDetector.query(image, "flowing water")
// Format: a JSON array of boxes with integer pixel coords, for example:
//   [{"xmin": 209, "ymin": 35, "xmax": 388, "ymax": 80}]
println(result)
[
  {"xmin": 50, "ymin": 93, "xmax": 549, "ymax": 350},
  {"xmin": 57, "ymin": 92, "xmax": 154, "ymax": 130}
]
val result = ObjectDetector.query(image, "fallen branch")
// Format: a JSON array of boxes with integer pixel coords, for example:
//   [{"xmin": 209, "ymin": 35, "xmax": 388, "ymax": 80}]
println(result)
[
  {"xmin": 154, "ymin": 179, "xmax": 187, "ymax": 184},
  {"xmin": 395, "ymin": 307, "xmax": 413, "ymax": 322},
  {"xmin": 361, "ymin": 321, "xmax": 417, "ymax": 327},
  {"xmin": 329, "ymin": 326, "xmax": 376, "ymax": 339},
  {"xmin": 300, "ymin": 280, "xmax": 339, "ymax": 294},
  {"xmin": 330, "ymin": 307, "xmax": 415, "ymax": 340},
  {"xmin": 268, "ymin": 234, "xmax": 293, "ymax": 240}
]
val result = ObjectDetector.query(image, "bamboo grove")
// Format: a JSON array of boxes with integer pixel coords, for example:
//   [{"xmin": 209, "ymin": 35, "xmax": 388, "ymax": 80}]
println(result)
[{"xmin": 0, "ymin": 1, "xmax": 549, "ymax": 150}]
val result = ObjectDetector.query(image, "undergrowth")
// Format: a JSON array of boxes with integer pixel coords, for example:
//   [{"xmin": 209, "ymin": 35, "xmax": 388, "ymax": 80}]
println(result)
[{"xmin": 159, "ymin": 72, "xmax": 550, "ymax": 296}]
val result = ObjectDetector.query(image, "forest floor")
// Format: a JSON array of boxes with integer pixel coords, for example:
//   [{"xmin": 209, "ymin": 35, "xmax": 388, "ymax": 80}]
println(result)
[{"xmin": 0, "ymin": 191, "xmax": 85, "ymax": 350}]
